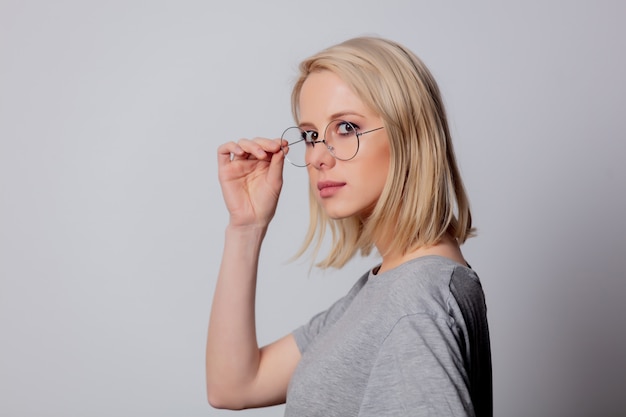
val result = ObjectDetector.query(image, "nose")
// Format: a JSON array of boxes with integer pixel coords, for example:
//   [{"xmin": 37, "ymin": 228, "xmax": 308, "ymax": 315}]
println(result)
[{"xmin": 307, "ymin": 140, "xmax": 336, "ymax": 169}]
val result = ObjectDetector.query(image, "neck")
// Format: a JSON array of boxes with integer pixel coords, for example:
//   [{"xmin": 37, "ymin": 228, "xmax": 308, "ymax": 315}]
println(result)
[{"xmin": 375, "ymin": 234, "xmax": 467, "ymax": 275}]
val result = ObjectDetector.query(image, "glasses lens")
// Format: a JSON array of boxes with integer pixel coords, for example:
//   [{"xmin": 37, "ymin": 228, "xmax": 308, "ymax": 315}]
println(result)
[
  {"xmin": 281, "ymin": 127, "xmax": 308, "ymax": 167},
  {"xmin": 324, "ymin": 120, "xmax": 359, "ymax": 161}
]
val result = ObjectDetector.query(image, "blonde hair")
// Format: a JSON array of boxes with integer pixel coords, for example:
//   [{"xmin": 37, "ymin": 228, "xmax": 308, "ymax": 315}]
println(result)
[{"xmin": 291, "ymin": 37, "xmax": 474, "ymax": 268}]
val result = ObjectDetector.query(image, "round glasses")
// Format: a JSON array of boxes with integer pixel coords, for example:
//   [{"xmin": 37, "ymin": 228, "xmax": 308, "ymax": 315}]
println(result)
[{"xmin": 280, "ymin": 120, "xmax": 384, "ymax": 167}]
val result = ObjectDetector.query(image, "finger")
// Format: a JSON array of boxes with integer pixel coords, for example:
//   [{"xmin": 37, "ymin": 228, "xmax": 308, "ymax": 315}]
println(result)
[
  {"xmin": 258, "ymin": 137, "xmax": 284, "ymax": 153},
  {"xmin": 217, "ymin": 138, "xmax": 283, "ymax": 168},
  {"xmin": 267, "ymin": 141, "xmax": 286, "ymax": 183},
  {"xmin": 218, "ymin": 141, "xmax": 245, "ymax": 166},
  {"xmin": 236, "ymin": 138, "xmax": 282, "ymax": 161}
]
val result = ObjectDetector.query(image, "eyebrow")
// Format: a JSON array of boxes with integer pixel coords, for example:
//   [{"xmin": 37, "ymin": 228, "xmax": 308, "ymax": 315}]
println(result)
[{"xmin": 298, "ymin": 111, "xmax": 366, "ymax": 130}]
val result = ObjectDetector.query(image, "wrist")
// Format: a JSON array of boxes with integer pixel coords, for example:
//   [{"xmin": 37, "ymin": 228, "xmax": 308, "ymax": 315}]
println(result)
[{"xmin": 225, "ymin": 223, "xmax": 268, "ymax": 240}]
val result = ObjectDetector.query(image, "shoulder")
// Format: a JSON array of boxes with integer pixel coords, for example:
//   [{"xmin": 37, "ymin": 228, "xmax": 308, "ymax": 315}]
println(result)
[
  {"xmin": 291, "ymin": 270, "xmax": 370, "ymax": 352},
  {"xmin": 372, "ymin": 256, "xmax": 483, "ymax": 318}
]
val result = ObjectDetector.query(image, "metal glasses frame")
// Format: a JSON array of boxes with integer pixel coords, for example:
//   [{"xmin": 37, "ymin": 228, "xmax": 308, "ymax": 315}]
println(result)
[{"xmin": 280, "ymin": 120, "xmax": 384, "ymax": 167}]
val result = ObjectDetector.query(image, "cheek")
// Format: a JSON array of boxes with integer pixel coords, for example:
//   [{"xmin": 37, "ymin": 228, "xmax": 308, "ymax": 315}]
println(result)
[
  {"xmin": 368, "ymin": 151, "xmax": 391, "ymax": 198},
  {"xmin": 306, "ymin": 166, "xmax": 319, "ymax": 195},
  {"xmin": 366, "ymin": 143, "xmax": 391, "ymax": 181},
  {"xmin": 368, "ymin": 166, "xmax": 389, "ymax": 197},
  {"xmin": 306, "ymin": 166, "xmax": 316, "ymax": 183}
]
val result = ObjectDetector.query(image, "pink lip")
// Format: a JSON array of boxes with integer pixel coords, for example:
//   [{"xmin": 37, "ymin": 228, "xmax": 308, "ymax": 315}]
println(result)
[{"xmin": 317, "ymin": 181, "xmax": 346, "ymax": 198}]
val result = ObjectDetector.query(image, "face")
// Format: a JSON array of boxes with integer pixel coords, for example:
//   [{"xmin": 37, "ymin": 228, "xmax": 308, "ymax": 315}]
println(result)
[{"xmin": 298, "ymin": 70, "xmax": 390, "ymax": 220}]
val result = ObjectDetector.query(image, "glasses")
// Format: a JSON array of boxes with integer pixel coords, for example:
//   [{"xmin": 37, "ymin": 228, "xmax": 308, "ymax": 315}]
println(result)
[{"xmin": 280, "ymin": 120, "xmax": 384, "ymax": 167}]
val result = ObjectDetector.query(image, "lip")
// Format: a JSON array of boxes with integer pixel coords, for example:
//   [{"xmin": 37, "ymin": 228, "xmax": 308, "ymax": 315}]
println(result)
[{"xmin": 317, "ymin": 180, "xmax": 346, "ymax": 198}]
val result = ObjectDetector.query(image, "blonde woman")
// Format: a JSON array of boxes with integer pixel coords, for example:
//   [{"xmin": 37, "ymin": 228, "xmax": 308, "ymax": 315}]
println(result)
[{"xmin": 207, "ymin": 37, "xmax": 492, "ymax": 416}]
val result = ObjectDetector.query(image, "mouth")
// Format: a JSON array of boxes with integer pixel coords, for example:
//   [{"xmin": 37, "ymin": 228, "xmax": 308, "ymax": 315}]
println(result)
[{"xmin": 317, "ymin": 181, "xmax": 346, "ymax": 198}]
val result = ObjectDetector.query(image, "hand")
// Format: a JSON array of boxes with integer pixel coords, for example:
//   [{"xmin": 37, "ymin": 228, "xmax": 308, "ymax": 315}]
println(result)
[{"xmin": 217, "ymin": 138, "xmax": 285, "ymax": 228}]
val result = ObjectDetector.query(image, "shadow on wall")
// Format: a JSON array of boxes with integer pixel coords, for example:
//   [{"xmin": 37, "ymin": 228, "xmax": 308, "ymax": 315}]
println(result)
[{"xmin": 517, "ymin": 200, "xmax": 626, "ymax": 416}]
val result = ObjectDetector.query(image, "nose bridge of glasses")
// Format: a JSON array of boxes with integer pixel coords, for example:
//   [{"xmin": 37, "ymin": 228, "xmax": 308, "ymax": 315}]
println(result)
[{"xmin": 304, "ymin": 135, "xmax": 335, "ymax": 166}]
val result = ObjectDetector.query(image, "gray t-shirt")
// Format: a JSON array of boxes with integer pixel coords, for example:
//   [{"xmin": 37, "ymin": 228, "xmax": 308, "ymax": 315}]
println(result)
[{"xmin": 285, "ymin": 256, "xmax": 492, "ymax": 417}]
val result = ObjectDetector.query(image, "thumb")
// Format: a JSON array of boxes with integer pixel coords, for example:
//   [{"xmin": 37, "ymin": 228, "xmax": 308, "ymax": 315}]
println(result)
[{"xmin": 267, "ymin": 146, "xmax": 286, "ymax": 184}]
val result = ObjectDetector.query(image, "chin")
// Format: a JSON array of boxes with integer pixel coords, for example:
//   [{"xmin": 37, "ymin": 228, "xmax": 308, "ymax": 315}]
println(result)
[
  {"xmin": 318, "ymin": 197, "xmax": 377, "ymax": 221},
  {"xmin": 322, "ymin": 206, "xmax": 373, "ymax": 221},
  {"xmin": 324, "ymin": 211, "xmax": 353, "ymax": 221},
  {"xmin": 319, "ymin": 205, "xmax": 353, "ymax": 220}
]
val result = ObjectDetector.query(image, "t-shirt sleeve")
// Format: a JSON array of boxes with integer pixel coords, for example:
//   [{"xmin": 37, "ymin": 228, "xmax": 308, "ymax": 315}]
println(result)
[
  {"xmin": 292, "ymin": 272, "xmax": 369, "ymax": 354},
  {"xmin": 358, "ymin": 313, "xmax": 475, "ymax": 417}
]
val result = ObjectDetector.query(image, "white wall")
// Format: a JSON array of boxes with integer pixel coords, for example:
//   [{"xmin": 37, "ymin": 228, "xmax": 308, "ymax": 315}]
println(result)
[{"xmin": 1, "ymin": 1, "xmax": 624, "ymax": 416}]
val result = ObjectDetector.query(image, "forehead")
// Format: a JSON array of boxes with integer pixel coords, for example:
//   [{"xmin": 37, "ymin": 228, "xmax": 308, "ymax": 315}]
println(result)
[{"xmin": 298, "ymin": 70, "xmax": 375, "ymax": 125}]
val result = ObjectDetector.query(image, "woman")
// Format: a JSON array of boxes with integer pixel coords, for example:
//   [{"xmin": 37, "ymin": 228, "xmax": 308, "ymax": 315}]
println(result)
[{"xmin": 206, "ymin": 36, "xmax": 492, "ymax": 416}]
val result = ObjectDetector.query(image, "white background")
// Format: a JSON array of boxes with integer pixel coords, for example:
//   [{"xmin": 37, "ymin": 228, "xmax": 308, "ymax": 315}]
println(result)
[{"xmin": 1, "ymin": 1, "xmax": 625, "ymax": 416}]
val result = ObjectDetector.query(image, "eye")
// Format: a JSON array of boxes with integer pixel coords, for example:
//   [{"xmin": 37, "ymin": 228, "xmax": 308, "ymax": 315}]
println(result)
[
  {"xmin": 336, "ymin": 121, "xmax": 357, "ymax": 136},
  {"xmin": 302, "ymin": 130, "xmax": 318, "ymax": 145}
]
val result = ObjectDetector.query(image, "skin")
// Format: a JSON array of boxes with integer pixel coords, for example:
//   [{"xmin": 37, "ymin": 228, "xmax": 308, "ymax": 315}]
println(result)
[
  {"xmin": 300, "ymin": 71, "xmax": 466, "ymax": 273},
  {"xmin": 299, "ymin": 70, "xmax": 390, "ymax": 220},
  {"xmin": 207, "ymin": 136, "xmax": 299, "ymax": 409},
  {"xmin": 206, "ymin": 70, "xmax": 466, "ymax": 410}
]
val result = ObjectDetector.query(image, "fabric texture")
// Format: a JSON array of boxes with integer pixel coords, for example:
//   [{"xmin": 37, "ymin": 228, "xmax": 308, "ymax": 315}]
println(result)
[{"xmin": 284, "ymin": 256, "xmax": 492, "ymax": 417}]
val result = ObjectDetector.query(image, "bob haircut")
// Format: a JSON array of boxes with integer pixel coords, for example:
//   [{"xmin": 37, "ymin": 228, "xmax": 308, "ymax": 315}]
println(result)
[{"xmin": 291, "ymin": 37, "xmax": 474, "ymax": 268}]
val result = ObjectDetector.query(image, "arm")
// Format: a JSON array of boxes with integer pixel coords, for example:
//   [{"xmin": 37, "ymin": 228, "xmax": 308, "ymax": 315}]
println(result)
[{"xmin": 206, "ymin": 138, "xmax": 301, "ymax": 409}]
